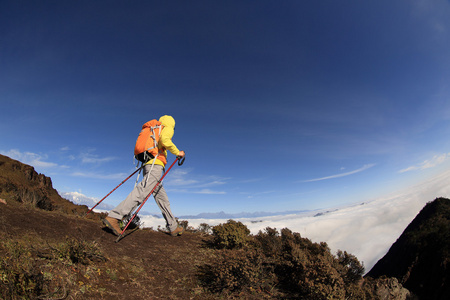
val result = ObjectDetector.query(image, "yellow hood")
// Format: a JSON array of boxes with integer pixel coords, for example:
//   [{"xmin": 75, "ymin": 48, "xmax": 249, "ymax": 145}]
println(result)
[
  {"xmin": 145, "ymin": 115, "xmax": 179, "ymax": 167},
  {"xmin": 159, "ymin": 115, "xmax": 175, "ymax": 129}
]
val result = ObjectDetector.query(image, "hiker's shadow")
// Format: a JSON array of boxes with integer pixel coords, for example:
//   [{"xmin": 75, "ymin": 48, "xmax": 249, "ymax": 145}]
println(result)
[{"xmin": 101, "ymin": 226, "xmax": 117, "ymax": 236}]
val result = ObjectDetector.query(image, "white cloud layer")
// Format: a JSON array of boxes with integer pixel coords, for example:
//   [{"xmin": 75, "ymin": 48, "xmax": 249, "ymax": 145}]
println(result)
[{"xmin": 140, "ymin": 168, "xmax": 450, "ymax": 273}]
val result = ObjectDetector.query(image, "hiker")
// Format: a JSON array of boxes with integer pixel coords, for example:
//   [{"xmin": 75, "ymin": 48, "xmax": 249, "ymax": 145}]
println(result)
[{"xmin": 103, "ymin": 115, "xmax": 186, "ymax": 237}]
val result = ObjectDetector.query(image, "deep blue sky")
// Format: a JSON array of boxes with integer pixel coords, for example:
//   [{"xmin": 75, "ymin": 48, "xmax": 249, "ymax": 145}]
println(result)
[{"xmin": 1, "ymin": 0, "xmax": 450, "ymax": 215}]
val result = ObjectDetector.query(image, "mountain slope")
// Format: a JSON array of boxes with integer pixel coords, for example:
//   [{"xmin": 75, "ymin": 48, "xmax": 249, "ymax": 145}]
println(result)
[{"xmin": 367, "ymin": 197, "xmax": 450, "ymax": 299}]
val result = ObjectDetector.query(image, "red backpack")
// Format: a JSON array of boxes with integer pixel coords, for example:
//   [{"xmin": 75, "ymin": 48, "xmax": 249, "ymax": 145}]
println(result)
[{"xmin": 134, "ymin": 120, "xmax": 163, "ymax": 163}]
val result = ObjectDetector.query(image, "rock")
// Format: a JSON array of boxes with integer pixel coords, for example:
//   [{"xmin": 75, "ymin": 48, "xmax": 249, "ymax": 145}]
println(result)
[{"xmin": 375, "ymin": 277, "xmax": 416, "ymax": 300}]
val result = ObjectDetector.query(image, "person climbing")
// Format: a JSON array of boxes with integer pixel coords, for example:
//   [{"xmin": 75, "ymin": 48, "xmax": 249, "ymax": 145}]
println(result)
[{"xmin": 102, "ymin": 115, "xmax": 186, "ymax": 237}]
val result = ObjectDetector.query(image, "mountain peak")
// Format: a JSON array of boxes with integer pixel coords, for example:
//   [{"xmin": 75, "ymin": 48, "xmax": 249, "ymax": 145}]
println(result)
[{"xmin": 366, "ymin": 197, "xmax": 450, "ymax": 299}]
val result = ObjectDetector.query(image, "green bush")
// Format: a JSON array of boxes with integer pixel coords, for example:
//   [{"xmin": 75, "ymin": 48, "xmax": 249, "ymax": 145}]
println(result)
[
  {"xmin": 201, "ymin": 226, "xmax": 373, "ymax": 299},
  {"xmin": 198, "ymin": 249, "xmax": 265, "ymax": 293},
  {"xmin": 211, "ymin": 219, "xmax": 250, "ymax": 249},
  {"xmin": 336, "ymin": 250, "xmax": 365, "ymax": 284},
  {"xmin": 255, "ymin": 227, "xmax": 283, "ymax": 258},
  {"xmin": 178, "ymin": 219, "xmax": 189, "ymax": 230},
  {"xmin": 197, "ymin": 223, "xmax": 212, "ymax": 234}
]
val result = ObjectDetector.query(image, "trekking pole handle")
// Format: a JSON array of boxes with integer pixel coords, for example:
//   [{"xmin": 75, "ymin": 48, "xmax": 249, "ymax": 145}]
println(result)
[{"xmin": 177, "ymin": 154, "xmax": 185, "ymax": 166}]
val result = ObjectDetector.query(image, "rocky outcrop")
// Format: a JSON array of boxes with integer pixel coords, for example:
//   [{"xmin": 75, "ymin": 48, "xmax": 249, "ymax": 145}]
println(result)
[
  {"xmin": 370, "ymin": 277, "xmax": 416, "ymax": 300},
  {"xmin": 21, "ymin": 165, "xmax": 53, "ymax": 189},
  {"xmin": 0, "ymin": 154, "xmax": 90, "ymax": 216}
]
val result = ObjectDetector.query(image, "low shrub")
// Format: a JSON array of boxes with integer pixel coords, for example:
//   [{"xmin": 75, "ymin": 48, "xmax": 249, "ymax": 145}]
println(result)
[
  {"xmin": 197, "ymin": 223, "xmax": 212, "ymax": 235},
  {"xmin": 53, "ymin": 238, "xmax": 106, "ymax": 265},
  {"xmin": 200, "ymin": 226, "xmax": 373, "ymax": 299},
  {"xmin": 255, "ymin": 226, "xmax": 282, "ymax": 257},
  {"xmin": 0, "ymin": 236, "xmax": 107, "ymax": 299},
  {"xmin": 0, "ymin": 240, "xmax": 46, "ymax": 299},
  {"xmin": 198, "ymin": 248, "xmax": 274, "ymax": 295},
  {"xmin": 336, "ymin": 250, "xmax": 365, "ymax": 284},
  {"xmin": 178, "ymin": 219, "xmax": 189, "ymax": 230},
  {"xmin": 211, "ymin": 219, "xmax": 250, "ymax": 249}
]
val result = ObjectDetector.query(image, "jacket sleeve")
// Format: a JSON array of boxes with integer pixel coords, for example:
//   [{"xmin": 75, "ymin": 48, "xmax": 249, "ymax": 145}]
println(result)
[{"xmin": 159, "ymin": 126, "xmax": 180, "ymax": 156}]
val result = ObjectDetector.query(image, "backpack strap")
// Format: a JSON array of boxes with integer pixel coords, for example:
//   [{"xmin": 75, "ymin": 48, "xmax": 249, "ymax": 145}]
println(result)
[{"xmin": 145, "ymin": 124, "xmax": 163, "ymax": 153}]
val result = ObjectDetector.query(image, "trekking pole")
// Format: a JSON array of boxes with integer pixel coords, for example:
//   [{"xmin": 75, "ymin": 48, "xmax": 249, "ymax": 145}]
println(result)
[
  {"xmin": 86, "ymin": 166, "xmax": 144, "ymax": 216},
  {"xmin": 115, "ymin": 156, "xmax": 185, "ymax": 243}
]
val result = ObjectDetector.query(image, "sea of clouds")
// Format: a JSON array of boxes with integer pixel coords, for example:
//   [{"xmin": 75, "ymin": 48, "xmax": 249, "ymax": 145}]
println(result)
[{"xmin": 138, "ymin": 169, "xmax": 450, "ymax": 272}]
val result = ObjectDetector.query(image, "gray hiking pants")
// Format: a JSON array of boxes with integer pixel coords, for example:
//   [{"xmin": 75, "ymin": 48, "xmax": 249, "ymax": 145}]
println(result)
[{"xmin": 108, "ymin": 164, "xmax": 178, "ymax": 232}]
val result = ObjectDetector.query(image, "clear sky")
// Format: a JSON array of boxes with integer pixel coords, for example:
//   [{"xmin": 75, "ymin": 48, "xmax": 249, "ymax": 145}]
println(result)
[{"xmin": 1, "ymin": 0, "xmax": 450, "ymax": 216}]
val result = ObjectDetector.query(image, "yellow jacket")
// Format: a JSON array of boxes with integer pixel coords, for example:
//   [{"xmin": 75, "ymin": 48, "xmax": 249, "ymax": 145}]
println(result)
[{"xmin": 146, "ymin": 115, "xmax": 180, "ymax": 167}]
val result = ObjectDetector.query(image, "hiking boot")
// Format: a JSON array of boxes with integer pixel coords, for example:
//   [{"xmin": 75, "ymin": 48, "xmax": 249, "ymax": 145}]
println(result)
[
  {"xmin": 103, "ymin": 216, "xmax": 122, "ymax": 236},
  {"xmin": 170, "ymin": 225, "xmax": 184, "ymax": 237}
]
